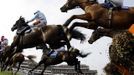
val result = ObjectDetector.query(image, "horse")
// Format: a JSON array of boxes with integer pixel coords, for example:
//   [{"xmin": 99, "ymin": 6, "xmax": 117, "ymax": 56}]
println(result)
[
  {"xmin": 0, "ymin": 45, "xmax": 35, "ymax": 73},
  {"xmin": 90, "ymin": 30, "xmax": 134, "ymax": 75},
  {"xmin": 7, "ymin": 53, "xmax": 36, "ymax": 75},
  {"xmin": 28, "ymin": 48, "xmax": 90, "ymax": 75},
  {"xmin": 7, "ymin": 52, "xmax": 25, "ymax": 75},
  {"xmin": 0, "ymin": 46, "xmax": 12, "ymax": 71},
  {"xmin": 2, "ymin": 52, "xmax": 36, "ymax": 75},
  {"xmin": 107, "ymin": 31, "xmax": 134, "ymax": 75},
  {"xmin": 88, "ymin": 28, "xmax": 124, "ymax": 44},
  {"xmin": 104, "ymin": 63, "xmax": 122, "ymax": 75},
  {"xmin": 60, "ymin": 0, "xmax": 134, "ymax": 31},
  {"xmin": 0, "ymin": 45, "xmax": 36, "ymax": 75},
  {"xmin": 10, "ymin": 17, "xmax": 86, "ymax": 53}
]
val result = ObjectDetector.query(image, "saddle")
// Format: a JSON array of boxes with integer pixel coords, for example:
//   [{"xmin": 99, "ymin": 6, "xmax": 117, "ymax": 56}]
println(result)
[{"xmin": 101, "ymin": 3, "xmax": 129, "ymax": 28}]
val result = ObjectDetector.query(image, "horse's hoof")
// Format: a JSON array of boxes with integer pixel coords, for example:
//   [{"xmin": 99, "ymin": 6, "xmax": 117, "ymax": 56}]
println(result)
[
  {"xmin": 80, "ymin": 71, "xmax": 84, "ymax": 74},
  {"xmin": 28, "ymin": 71, "xmax": 32, "ymax": 75},
  {"xmin": 77, "ymin": 70, "xmax": 83, "ymax": 74}
]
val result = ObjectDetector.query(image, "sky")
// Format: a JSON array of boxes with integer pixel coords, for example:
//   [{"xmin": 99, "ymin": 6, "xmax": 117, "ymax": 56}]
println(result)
[{"xmin": 0, "ymin": 0, "xmax": 134, "ymax": 75}]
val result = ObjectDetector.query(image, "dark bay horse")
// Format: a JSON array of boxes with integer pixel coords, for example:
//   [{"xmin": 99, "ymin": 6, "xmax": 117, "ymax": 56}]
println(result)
[
  {"xmin": 60, "ymin": 0, "xmax": 134, "ymax": 31},
  {"xmin": 28, "ymin": 48, "xmax": 90, "ymax": 75},
  {"xmin": 8, "ymin": 52, "xmax": 25, "ymax": 75},
  {"xmin": 88, "ymin": 28, "xmax": 124, "ymax": 44},
  {"xmin": 10, "ymin": 17, "xmax": 85, "ymax": 53},
  {"xmin": 8, "ymin": 53, "xmax": 36, "ymax": 75},
  {"xmin": 0, "ymin": 46, "xmax": 12, "ymax": 71},
  {"xmin": 0, "ymin": 45, "xmax": 36, "ymax": 75}
]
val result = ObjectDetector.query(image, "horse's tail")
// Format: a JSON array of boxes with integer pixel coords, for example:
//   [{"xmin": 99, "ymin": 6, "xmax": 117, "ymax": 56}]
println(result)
[
  {"xmin": 78, "ymin": 51, "xmax": 91, "ymax": 58},
  {"xmin": 71, "ymin": 29, "xmax": 86, "ymax": 42}
]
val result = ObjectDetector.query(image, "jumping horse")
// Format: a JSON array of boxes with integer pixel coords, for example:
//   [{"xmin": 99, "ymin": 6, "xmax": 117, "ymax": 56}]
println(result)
[
  {"xmin": 89, "ymin": 29, "xmax": 134, "ymax": 75},
  {"xmin": 0, "ymin": 45, "xmax": 35, "ymax": 75},
  {"xmin": 88, "ymin": 28, "xmax": 123, "ymax": 44},
  {"xmin": 60, "ymin": 0, "xmax": 134, "ymax": 31},
  {"xmin": 10, "ymin": 16, "xmax": 85, "ymax": 53},
  {"xmin": 28, "ymin": 48, "xmax": 90, "ymax": 75},
  {"xmin": 7, "ymin": 16, "xmax": 86, "ymax": 74},
  {"xmin": 8, "ymin": 53, "xmax": 36, "ymax": 75}
]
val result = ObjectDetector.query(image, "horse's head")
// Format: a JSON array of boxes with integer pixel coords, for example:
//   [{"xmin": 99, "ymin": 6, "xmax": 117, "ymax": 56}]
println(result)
[
  {"xmin": 88, "ymin": 29, "xmax": 103, "ymax": 44},
  {"xmin": 70, "ymin": 47, "xmax": 90, "ymax": 58},
  {"xmin": 60, "ymin": 0, "xmax": 89, "ymax": 12},
  {"xmin": 11, "ymin": 16, "xmax": 26, "ymax": 31}
]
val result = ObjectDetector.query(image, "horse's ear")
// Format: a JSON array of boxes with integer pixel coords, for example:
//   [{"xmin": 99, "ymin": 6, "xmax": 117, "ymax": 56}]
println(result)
[{"xmin": 20, "ymin": 16, "xmax": 22, "ymax": 19}]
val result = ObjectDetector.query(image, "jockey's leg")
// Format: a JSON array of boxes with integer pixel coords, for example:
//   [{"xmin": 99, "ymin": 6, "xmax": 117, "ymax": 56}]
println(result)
[
  {"xmin": 49, "ymin": 46, "xmax": 65, "ymax": 58},
  {"xmin": 36, "ymin": 20, "xmax": 46, "ymax": 28}
]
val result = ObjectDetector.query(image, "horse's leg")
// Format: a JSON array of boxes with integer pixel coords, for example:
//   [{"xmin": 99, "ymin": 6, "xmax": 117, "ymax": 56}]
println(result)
[
  {"xmin": 77, "ymin": 61, "xmax": 83, "ymax": 74},
  {"xmin": 14, "ymin": 61, "xmax": 22, "ymax": 75},
  {"xmin": 1, "ymin": 60, "xmax": 5, "ymax": 71},
  {"xmin": 114, "ymin": 63, "xmax": 129, "ymax": 75},
  {"xmin": 40, "ymin": 64, "xmax": 47, "ymax": 75},
  {"xmin": 74, "ymin": 62, "xmax": 78, "ymax": 72},
  {"xmin": 74, "ymin": 59, "xmax": 80, "ymax": 73},
  {"xmin": 63, "ymin": 14, "xmax": 92, "ymax": 27},
  {"xmin": 29, "ymin": 59, "xmax": 43, "ymax": 73},
  {"xmin": 10, "ymin": 35, "xmax": 21, "ymax": 52},
  {"xmin": 70, "ymin": 22, "xmax": 97, "ymax": 31},
  {"xmin": 3, "ymin": 57, "xmax": 10, "ymax": 71}
]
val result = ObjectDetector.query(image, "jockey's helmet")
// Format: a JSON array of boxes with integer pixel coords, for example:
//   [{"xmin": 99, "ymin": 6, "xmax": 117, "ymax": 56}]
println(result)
[{"xmin": 34, "ymin": 10, "xmax": 40, "ymax": 15}]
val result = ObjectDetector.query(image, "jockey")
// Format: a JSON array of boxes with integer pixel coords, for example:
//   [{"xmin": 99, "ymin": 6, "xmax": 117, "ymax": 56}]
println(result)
[
  {"xmin": 27, "ymin": 10, "xmax": 47, "ymax": 49},
  {"xmin": 49, "ymin": 46, "xmax": 65, "ymax": 58},
  {"xmin": 104, "ymin": 0, "xmax": 123, "ymax": 9},
  {"xmin": 17, "ymin": 10, "xmax": 47, "ymax": 35},
  {"xmin": 0, "ymin": 36, "xmax": 8, "ymax": 52},
  {"xmin": 27, "ymin": 10, "xmax": 47, "ymax": 30}
]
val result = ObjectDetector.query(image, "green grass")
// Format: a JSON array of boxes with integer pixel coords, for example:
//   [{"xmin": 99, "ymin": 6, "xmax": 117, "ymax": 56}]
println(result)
[
  {"xmin": 0, "ymin": 71, "xmax": 13, "ymax": 75},
  {"xmin": 0, "ymin": 70, "xmax": 20, "ymax": 75}
]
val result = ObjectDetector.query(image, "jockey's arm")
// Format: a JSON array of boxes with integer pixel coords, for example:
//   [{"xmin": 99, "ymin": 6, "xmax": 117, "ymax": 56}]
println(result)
[{"xmin": 28, "ymin": 14, "xmax": 39, "ymax": 23}]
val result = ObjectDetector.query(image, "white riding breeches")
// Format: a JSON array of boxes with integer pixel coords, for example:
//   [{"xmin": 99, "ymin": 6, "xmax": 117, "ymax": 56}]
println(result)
[{"xmin": 50, "ymin": 46, "xmax": 65, "ymax": 58}]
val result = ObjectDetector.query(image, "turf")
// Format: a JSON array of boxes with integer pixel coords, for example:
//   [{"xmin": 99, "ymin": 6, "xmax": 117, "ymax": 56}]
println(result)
[{"xmin": 0, "ymin": 71, "xmax": 20, "ymax": 75}]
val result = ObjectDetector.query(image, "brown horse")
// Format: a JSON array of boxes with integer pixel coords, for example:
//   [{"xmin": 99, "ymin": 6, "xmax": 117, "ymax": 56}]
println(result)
[
  {"xmin": 28, "ymin": 48, "xmax": 90, "ymax": 75},
  {"xmin": 108, "ymin": 31, "xmax": 134, "ymax": 75},
  {"xmin": 10, "ymin": 17, "xmax": 86, "ymax": 53},
  {"xmin": 7, "ymin": 52, "xmax": 25, "ymax": 75},
  {"xmin": 7, "ymin": 52, "xmax": 36, "ymax": 75},
  {"xmin": 0, "ymin": 45, "xmax": 35, "ymax": 75},
  {"xmin": 0, "ymin": 46, "xmax": 12, "ymax": 71},
  {"xmin": 90, "ymin": 30, "xmax": 134, "ymax": 75},
  {"xmin": 60, "ymin": 0, "xmax": 134, "ymax": 31},
  {"xmin": 88, "ymin": 28, "xmax": 124, "ymax": 44}
]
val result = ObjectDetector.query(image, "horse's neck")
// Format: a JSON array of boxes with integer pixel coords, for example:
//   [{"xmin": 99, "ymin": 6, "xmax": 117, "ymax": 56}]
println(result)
[
  {"xmin": 79, "ymin": 2, "xmax": 95, "ymax": 10},
  {"xmin": 98, "ymin": 28, "xmax": 113, "ymax": 38},
  {"xmin": 101, "ymin": 29, "xmax": 126, "ymax": 38}
]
